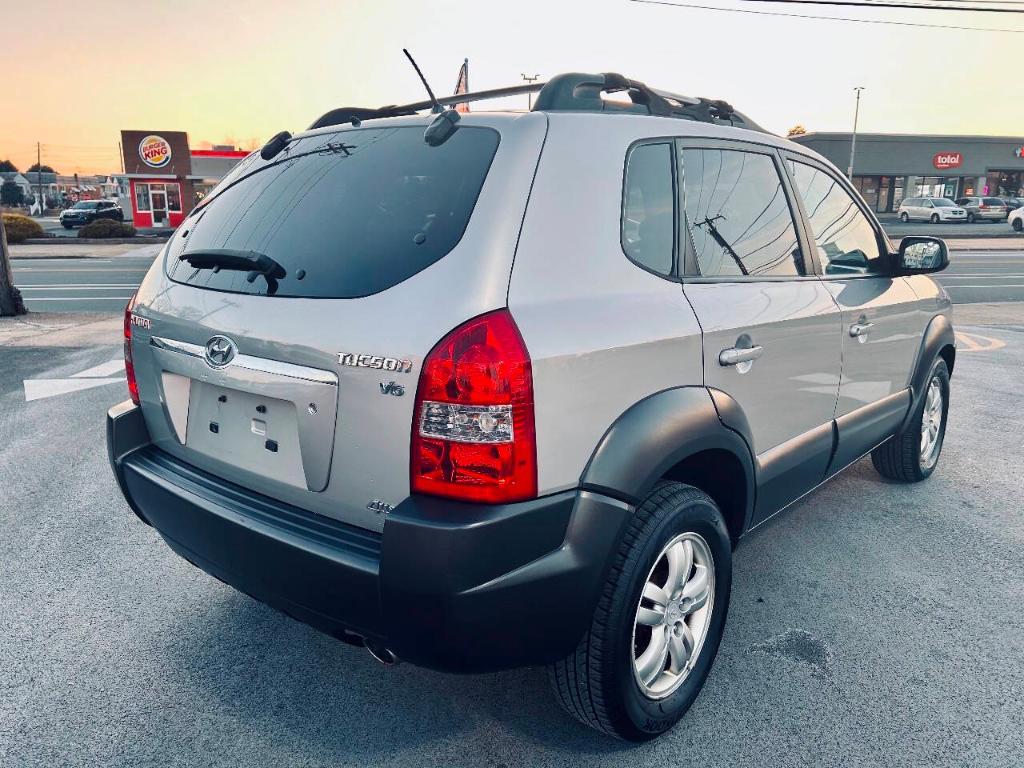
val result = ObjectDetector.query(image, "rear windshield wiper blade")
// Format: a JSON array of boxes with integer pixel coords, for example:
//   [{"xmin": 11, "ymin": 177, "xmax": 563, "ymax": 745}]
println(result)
[{"xmin": 179, "ymin": 249, "xmax": 287, "ymax": 281}]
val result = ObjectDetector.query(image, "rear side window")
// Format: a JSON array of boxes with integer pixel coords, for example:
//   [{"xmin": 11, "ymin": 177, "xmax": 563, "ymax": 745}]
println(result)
[
  {"xmin": 789, "ymin": 160, "xmax": 884, "ymax": 276},
  {"xmin": 680, "ymin": 148, "xmax": 804, "ymax": 278},
  {"xmin": 621, "ymin": 143, "xmax": 674, "ymax": 276},
  {"xmin": 165, "ymin": 126, "xmax": 500, "ymax": 298}
]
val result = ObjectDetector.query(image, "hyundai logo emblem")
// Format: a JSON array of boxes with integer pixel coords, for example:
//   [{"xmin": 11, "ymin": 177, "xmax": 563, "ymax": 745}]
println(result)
[{"xmin": 204, "ymin": 335, "xmax": 237, "ymax": 368}]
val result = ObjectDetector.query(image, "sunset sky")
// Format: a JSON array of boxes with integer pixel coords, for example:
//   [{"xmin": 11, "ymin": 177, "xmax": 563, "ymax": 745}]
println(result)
[{"xmin": 2, "ymin": 0, "xmax": 1021, "ymax": 175}]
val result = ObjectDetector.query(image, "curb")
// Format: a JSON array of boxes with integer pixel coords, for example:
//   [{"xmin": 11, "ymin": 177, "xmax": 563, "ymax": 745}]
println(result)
[{"xmin": 19, "ymin": 236, "xmax": 171, "ymax": 245}]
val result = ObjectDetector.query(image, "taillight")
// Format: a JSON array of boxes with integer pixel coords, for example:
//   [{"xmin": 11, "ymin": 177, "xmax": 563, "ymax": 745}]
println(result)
[
  {"xmin": 411, "ymin": 309, "xmax": 537, "ymax": 504},
  {"xmin": 124, "ymin": 293, "xmax": 139, "ymax": 405}
]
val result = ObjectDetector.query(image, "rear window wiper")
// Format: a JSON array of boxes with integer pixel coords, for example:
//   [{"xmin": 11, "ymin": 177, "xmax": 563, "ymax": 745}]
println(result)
[{"xmin": 179, "ymin": 249, "xmax": 287, "ymax": 282}]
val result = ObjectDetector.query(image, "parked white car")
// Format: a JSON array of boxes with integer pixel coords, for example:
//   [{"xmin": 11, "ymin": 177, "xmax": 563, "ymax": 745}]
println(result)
[
  {"xmin": 1009, "ymin": 206, "xmax": 1024, "ymax": 231},
  {"xmin": 898, "ymin": 197, "xmax": 967, "ymax": 223}
]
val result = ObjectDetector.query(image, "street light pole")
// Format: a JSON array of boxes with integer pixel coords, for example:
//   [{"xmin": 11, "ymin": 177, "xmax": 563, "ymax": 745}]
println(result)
[
  {"xmin": 521, "ymin": 73, "xmax": 540, "ymax": 110},
  {"xmin": 847, "ymin": 86, "xmax": 864, "ymax": 180}
]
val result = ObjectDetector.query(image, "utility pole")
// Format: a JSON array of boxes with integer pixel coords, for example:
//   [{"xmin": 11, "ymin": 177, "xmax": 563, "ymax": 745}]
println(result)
[
  {"xmin": 847, "ymin": 86, "xmax": 864, "ymax": 180},
  {"xmin": 521, "ymin": 73, "xmax": 540, "ymax": 110},
  {"xmin": 0, "ymin": 212, "xmax": 27, "ymax": 316},
  {"xmin": 36, "ymin": 142, "xmax": 43, "ymax": 216}
]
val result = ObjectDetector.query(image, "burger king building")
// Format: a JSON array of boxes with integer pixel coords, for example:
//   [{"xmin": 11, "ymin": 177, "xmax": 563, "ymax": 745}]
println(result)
[
  {"xmin": 791, "ymin": 133, "xmax": 1024, "ymax": 213},
  {"xmin": 119, "ymin": 130, "xmax": 248, "ymax": 229}
]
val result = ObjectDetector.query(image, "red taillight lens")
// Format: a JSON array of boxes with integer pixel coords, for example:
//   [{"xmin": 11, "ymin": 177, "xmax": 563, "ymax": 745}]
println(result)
[
  {"xmin": 124, "ymin": 293, "xmax": 139, "ymax": 405},
  {"xmin": 411, "ymin": 309, "xmax": 537, "ymax": 504}
]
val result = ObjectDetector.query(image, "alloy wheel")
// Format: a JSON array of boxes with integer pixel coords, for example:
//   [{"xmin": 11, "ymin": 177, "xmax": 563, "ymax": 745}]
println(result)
[
  {"xmin": 920, "ymin": 376, "xmax": 944, "ymax": 469},
  {"xmin": 632, "ymin": 533, "xmax": 715, "ymax": 700}
]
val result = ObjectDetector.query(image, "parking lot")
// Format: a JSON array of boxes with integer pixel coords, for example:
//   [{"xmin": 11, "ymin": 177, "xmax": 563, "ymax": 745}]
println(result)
[{"xmin": 0, "ymin": 296, "xmax": 1021, "ymax": 766}]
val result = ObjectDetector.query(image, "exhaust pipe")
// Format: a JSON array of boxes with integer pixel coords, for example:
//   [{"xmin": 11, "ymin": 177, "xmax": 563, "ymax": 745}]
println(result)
[{"xmin": 365, "ymin": 640, "xmax": 399, "ymax": 666}]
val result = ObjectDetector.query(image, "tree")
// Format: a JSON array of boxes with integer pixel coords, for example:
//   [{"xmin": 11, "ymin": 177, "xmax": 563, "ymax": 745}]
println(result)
[
  {"xmin": 0, "ymin": 159, "xmax": 17, "ymax": 173},
  {"xmin": 0, "ymin": 216, "xmax": 27, "ymax": 316},
  {"xmin": 786, "ymin": 125, "xmax": 807, "ymax": 138},
  {"xmin": 26, "ymin": 163, "xmax": 55, "ymax": 174},
  {"xmin": 1, "ymin": 181, "xmax": 25, "ymax": 206}
]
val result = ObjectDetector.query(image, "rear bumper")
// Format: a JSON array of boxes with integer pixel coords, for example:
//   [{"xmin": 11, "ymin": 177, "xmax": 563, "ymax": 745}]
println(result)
[{"xmin": 107, "ymin": 402, "xmax": 630, "ymax": 673}]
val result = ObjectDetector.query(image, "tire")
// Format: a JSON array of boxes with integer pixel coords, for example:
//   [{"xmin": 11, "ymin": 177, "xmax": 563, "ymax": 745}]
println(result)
[
  {"xmin": 967, "ymin": 213, "xmax": 976, "ymax": 223},
  {"xmin": 871, "ymin": 358, "xmax": 949, "ymax": 483},
  {"xmin": 1013, "ymin": 218, "xmax": 1022, "ymax": 232},
  {"xmin": 930, "ymin": 213, "xmax": 939, "ymax": 224},
  {"xmin": 549, "ymin": 481, "xmax": 732, "ymax": 741},
  {"xmin": 900, "ymin": 212, "xmax": 909, "ymax": 223}
]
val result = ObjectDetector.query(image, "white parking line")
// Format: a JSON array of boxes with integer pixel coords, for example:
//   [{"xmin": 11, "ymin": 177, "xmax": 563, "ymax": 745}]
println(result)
[
  {"xmin": 18, "ymin": 285, "xmax": 141, "ymax": 290},
  {"xmin": 25, "ymin": 296, "xmax": 133, "ymax": 301}
]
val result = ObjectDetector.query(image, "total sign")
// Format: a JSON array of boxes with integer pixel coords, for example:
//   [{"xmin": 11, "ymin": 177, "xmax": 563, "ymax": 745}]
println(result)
[
  {"xmin": 138, "ymin": 135, "xmax": 172, "ymax": 168},
  {"xmin": 933, "ymin": 152, "xmax": 962, "ymax": 170}
]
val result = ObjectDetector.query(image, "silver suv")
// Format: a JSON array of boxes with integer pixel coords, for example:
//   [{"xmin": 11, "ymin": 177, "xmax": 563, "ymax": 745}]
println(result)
[{"xmin": 107, "ymin": 72, "xmax": 955, "ymax": 741}]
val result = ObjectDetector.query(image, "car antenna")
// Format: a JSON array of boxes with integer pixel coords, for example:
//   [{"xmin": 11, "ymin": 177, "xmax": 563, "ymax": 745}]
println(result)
[
  {"xmin": 402, "ymin": 48, "xmax": 461, "ymax": 146},
  {"xmin": 403, "ymin": 48, "xmax": 442, "ymax": 113}
]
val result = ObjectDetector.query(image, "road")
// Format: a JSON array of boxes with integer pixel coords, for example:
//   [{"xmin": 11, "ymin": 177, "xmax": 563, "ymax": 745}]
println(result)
[
  {"xmin": 0, "ymin": 312, "xmax": 1020, "ymax": 767},
  {"xmin": 12, "ymin": 253, "xmax": 155, "ymax": 313},
  {"xmin": 10, "ymin": 246, "xmax": 1024, "ymax": 311},
  {"xmin": 938, "ymin": 249, "xmax": 1024, "ymax": 303}
]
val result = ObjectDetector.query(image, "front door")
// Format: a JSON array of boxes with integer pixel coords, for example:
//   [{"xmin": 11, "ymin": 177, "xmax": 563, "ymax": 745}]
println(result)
[
  {"xmin": 785, "ymin": 155, "xmax": 920, "ymax": 472},
  {"xmin": 678, "ymin": 142, "xmax": 842, "ymax": 524},
  {"xmin": 150, "ymin": 185, "xmax": 168, "ymax": 227}
]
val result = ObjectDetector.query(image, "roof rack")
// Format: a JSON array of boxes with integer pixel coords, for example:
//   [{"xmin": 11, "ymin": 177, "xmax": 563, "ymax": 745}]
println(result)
[{"xmin": 308, "ymin": 71, "xmax": 769, "ymax": 134}]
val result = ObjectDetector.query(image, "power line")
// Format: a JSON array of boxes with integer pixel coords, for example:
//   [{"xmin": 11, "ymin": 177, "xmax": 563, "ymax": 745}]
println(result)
[
  {"xmin": 630, "ymin": 0, "xmax": 1024, "ymax": 31},
  {"xmin": 735, "ymin": 0, "xmax": 1024, "ymax": 12}
]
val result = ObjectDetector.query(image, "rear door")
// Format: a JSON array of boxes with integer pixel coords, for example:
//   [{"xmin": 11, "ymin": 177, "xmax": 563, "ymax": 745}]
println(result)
[
  {"xmin": 678, "ymin": 141, "xmax": 841, "ymax": 524},
  {"xmin": 784, "ymin": 153, "xmax": 920, "ymax": 471}
]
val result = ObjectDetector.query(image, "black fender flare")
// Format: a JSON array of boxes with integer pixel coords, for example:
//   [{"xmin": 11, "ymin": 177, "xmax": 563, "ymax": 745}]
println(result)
[
  {"xmin": 900, "ymin": 314, "xmax": 956, "ymax": 433},
  {"xmin": 579, "ymin": 386, "xmax": 756, "ymax": 531}
]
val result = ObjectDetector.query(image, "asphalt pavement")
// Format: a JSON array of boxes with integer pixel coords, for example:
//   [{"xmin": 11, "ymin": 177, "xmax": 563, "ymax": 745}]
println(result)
[
  {"xmin": 9, "ymin": 244, "xmax": 1024, "ymax": 310},
  {"xmin": 11, "ymin": 247, "xmax": 160, "ymax": 313},
  {"xmin": 0, "ymin": 308, "xmax": 1021, "ymax": 767}
]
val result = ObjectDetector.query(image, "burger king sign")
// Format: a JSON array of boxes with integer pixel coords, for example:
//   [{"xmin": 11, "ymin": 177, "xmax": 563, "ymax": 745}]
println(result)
[{"xmin": 139, "ymin": 135, "xmax": 172, "ymax": 169}]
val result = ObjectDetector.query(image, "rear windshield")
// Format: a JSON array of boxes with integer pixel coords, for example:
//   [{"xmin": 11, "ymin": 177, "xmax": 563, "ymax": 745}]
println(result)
[
  {"xmin": 983, "ymin": 198, "xmax": 1004, "ymax": 205},
  {"xmin": 165, "ymin": 125, "xmax": 500, "ymax": 298}
]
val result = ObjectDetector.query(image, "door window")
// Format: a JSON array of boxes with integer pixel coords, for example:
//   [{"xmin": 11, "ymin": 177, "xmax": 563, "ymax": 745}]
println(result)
[
  {"xmin": 680, "ymin": 148, "xmax": 804, "ymax": 277},
  {"xmin": 621, "ymin": 142, "xmax": 674, "ymax": 276},
  {"xmin": 789, "ymin": 160, "xmax": 885, "ymax": 276}
]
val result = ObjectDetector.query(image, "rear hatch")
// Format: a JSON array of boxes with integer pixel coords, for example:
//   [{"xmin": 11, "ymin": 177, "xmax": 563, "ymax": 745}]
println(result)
[{"xmin": 128, "ymin": 113, "xmax": 548, "ymax": 532}]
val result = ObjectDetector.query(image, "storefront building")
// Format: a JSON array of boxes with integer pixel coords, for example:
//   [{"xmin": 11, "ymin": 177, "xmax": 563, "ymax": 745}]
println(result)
[
  {"xmin": 791, "ymin": 133, "xmax": 1024, "ymax": 213},
  {"xmin": 118, "ymin": 130, "xmax": 248, "ymax": 228}
]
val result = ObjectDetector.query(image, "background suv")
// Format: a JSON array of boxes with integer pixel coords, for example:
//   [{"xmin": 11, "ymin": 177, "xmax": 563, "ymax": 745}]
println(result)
[
  {"xmin": 955, "ymin": 196, "xmax": 1008, "ymax": 222},
  {"xmin": 898, "ymin": 196, "xmax": 966, "ymax": 223},
  {"xmin": 1009, "ymin": 205, "xmax": 1024, "ymax": 231},
  {"xmin": 60, "ymin": 199, "xmax": 124, "ymax": 228},
  {"xmin": 107, "ymin": 72, "xmax": 955, "ymax": 741}
]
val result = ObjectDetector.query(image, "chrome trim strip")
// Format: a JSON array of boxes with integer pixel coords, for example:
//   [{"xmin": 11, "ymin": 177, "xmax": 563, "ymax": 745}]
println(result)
[{"xmin": 150, "ymin": 336, "xmax": 338, "ymax": 386}]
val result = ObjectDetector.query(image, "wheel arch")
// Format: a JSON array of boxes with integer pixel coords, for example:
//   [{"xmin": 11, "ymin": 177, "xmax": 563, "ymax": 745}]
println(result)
[
  {"xmin": 579, "ymin": 386, "xmax": 756, "ymax": 546},
  {"xmin": 900, "ymin": 313, "xmax": 956, "ymax": 433}
]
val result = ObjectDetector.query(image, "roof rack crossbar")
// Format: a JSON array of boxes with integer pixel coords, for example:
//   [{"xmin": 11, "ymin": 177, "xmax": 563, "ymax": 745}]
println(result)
[
  {"xmin": 309, "ymin": 83, "xmax": 545, "ymax": 129},
  {"xmin": 309, "ymin": 71, "xmax": 769, "ymax": 135},
  {"xmin": 533, "ymin": 72, "xmax": 770, "ymax": 134}
]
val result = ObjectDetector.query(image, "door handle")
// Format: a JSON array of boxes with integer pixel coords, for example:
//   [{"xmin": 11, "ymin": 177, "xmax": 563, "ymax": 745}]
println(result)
[
  {"xmin": 719, "ymin": 344, "xmax": 764, "ymax": 368},
  {"xmin": 849, "ymin": 321, "xmax": 875, "ymax": 338}
]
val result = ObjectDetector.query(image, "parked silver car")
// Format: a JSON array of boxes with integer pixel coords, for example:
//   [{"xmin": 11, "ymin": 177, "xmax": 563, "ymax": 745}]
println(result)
[
  {"xmin": 955, "ymin": 196, "xmax": 1009, "ymax": 222},
  {"xmin": 897, "ymin": 196, "xmax": 966, "ymax": 223},
  {"xmin": 107, "ymin": 72, "xmax": 955, "ymax": 741}
]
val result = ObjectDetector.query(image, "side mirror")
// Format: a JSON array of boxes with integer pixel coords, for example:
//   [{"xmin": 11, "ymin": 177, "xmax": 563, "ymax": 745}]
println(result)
[{"xmin": 896, "ymin": 236, "xmax": 949, "ymax": 275}]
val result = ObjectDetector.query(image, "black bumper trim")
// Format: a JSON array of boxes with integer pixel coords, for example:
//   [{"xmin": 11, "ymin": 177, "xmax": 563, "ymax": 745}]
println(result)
[{"xmin": 108, "ymin": 403, "xmax": 632, "ymax": 673}]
